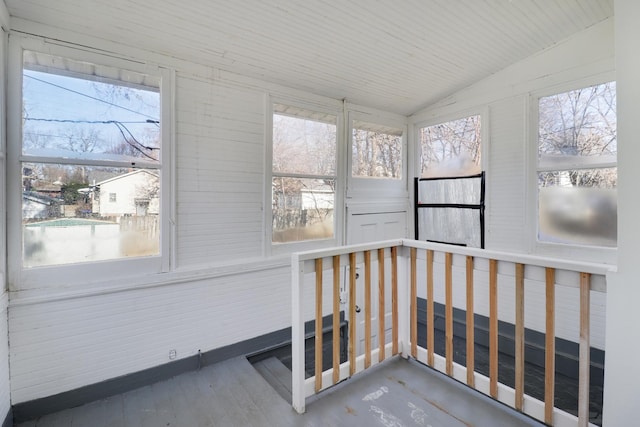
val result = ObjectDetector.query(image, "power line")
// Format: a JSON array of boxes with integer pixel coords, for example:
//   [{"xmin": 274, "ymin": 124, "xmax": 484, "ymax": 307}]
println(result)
[
  {"xmin": 25, "ymin": 118, "xmax": 153, "ymax": 124},
  {"xmin": 23, "ymin": 118, "xmax": 160, "ymax": 161},
  {"xmin": 24, "ymin": 74, "xmax": 159, "ymax": 120}
]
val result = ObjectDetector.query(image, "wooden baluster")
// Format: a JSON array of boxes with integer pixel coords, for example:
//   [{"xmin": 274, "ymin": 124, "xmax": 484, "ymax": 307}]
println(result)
[
  {"xmin": 332, "ymin": 255, "xmax": 340, "ymax": 385},
  {"xmin": 466, "ymin": 256, "xmax": 475, "ymax": 387},
  {"xmin": 427, "ymin": 249, "xmax": 435, "ymax": 367},
  {"xmin": 545, "ymin": 267, "xmax": 556, "ymax": 425},
  {"xmin": 411, "ymin": 248, "xmax": 418, "ymax": 358},
  {"xmin": 489, "ymin": 259, "xmax": 498, "ymax": 399},
  {"xmin": 349, "ymin": 252, "xmax": 357, "ymax": 376},
  {"xmin": 364, "ymin": 250, "xmax": 372, "ymax": 368},
  {"xmin": 578, "ymin": 272, "xmax": 591, "ymax": 427},
  {"xmin": 378, "ymin": 248, "xmax": 386, "ymax": 362},
  {"xmin": 445, "ymin": 252, "xmax": 453, "ymax": 376}
]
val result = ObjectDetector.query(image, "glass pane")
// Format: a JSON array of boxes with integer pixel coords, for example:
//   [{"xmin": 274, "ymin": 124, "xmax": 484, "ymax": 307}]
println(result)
[
  {"xmin": 538, "ymin": 168, "xmax": 617, "ymax": 247},
  {"xmin": 417, "ymin": 208, "xmax": 481, "ymax": 248},
  {"xmin": 538, "ymin": 82, "xmax": 616, "ymax": 168},
  {"xmin": 418, "ymin": 176, "xmax": 482, "ymax": 205},
  {"xmin": 272, "ymin": 113, "xmax": 336, "ymax": 176},
  {"xmin": 272, "ymin": 177, "xmax": 335, "ymax": 243},
  {"xmin": 23, "ymin": 51, "xmax": 160, "ymax": 164},
  {"xmin": 352, "ymin": 121, "xmax": 402, "ymax": 179},
  {"xmin": 419, "ymin": 115, "xmax": 481, "ymax": 177},
  {"xmin": 23, "ymin": 163, "xmax": 160, "ymax": 267}
]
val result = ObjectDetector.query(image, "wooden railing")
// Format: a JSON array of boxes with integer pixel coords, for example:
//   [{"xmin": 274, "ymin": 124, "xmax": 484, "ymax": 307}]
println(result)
[{"xmin": 291, "ymin": 239, "xmax": 611, "ymax": 427}]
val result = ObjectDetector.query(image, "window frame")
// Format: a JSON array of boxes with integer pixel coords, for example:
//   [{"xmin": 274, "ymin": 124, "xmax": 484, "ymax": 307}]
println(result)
[
  {"xmin": 347, "ymin": 111, "xmax": 407, "ymax": 199},
  {"xmin": 265, "ymin": 98, "xmax": 344, "ymax": 255},
  {"xmin": 415, "ymin": 108, "xmax": 488, "ymax": 180},
  {"xmin": 7, "ymin": 35, "xmax": 174, "ymax": 290},
  {"xmin": 527, "ymin": 73, "xmax": 617, "ymax": 262}
]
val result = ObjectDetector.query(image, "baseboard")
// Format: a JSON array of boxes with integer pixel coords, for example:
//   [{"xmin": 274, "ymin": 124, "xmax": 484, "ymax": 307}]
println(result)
[
  {"xmin": 12, "ymin": 313, "xmax": 339, "ymax": 424},
  {"xmin": 2, "ymin": 409, "xmax": 11, "ymax": 427},
  {"xmin": 416, "ymin": 297, "xmax": 605, "ymax": 384}
]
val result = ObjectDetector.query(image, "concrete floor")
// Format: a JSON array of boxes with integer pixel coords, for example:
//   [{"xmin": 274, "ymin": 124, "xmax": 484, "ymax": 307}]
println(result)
[{"xmin": 16, "ymin": 355, "xmax": 544, "ymax": 427}]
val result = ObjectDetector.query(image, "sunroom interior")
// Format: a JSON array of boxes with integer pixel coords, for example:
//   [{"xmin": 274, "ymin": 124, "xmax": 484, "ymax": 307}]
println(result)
[{"xmin": 0, "ymin": 1, "xmax": 638, "ymax": 426}]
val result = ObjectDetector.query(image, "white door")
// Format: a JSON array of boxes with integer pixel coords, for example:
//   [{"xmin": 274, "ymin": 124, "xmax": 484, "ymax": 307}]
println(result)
[{"xmin": 347, "ymin": 211, "xmax": 407, "ymax": 355}]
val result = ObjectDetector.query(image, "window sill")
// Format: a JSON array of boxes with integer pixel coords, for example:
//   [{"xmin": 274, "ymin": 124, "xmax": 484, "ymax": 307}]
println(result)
[{"xmin": 9, "ymin": 255, "xmax": 291, "ymax": 307}]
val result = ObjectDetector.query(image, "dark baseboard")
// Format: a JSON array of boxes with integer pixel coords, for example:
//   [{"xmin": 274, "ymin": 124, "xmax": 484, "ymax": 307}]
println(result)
[
  {"xmin": 416, "ymin": 297, "xmax": 605, "ymax": 385},
  {"xmin": 2, "ymin": 409, "xmax": 11, "ymax": 427},
  {"xmin": 12, "ymin": 313, "xmax": 341, "ymax": 424}
]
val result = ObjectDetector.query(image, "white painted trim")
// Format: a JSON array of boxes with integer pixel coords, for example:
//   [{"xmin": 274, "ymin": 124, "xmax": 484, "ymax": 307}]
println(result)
[
  {"xmin": 267, "ymin": 95, "xmax": 345, "ymax": 256},
  {"xmin": 9, "ymin": 255, "xmax": 290, "ymax": 307},
  {"xmin": 412, "ymin": 107, "xmax": 488, "ymax": 176},
  {"xmin": 346, "ymin": 109, "xmax": 408, "ymax": 199},
  {"xmin": 0, "ymin": 1, "xmax": 9, "ymax": 32},
  {"xmin": 527, "ymin": 71, "xmax": 617, "ymax": 264},
  {"xmin": 291, "ymin": 253, "xmax": 305, "ymax": 413}
]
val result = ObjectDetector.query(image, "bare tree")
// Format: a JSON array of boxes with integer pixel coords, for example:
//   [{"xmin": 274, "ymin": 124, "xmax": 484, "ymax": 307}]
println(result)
[{"xmin": 420, "ymin": 115, "xmax": 481, "ymax": 177}]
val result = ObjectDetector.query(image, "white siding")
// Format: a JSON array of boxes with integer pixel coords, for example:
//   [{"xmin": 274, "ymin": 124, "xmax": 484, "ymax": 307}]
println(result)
[
  {"xmin": 0, "ymin": 292, "xmax": 10, "ymax": 421},
  {"xmin": 9, "ymin": 266, "xmax": 291, "ymax": 403},
  {"xmin": 175, "ymin": 75, "xmax": 265, "ymax": 267}
]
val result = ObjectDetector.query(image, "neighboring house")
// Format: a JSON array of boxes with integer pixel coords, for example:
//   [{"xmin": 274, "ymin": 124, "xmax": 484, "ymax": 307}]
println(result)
[
  {"xmin": 22, "ymin": 191, "xmax": 61, "ymax": 220},
  {"xmin": 93, "ymin": 170, "xmax": 159, "ymax": 217}
]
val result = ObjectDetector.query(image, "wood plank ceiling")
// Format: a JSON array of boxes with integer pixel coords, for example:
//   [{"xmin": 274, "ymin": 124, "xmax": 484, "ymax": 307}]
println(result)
[{"xmin": 5, "ymin": 0, "xmax": 613, "ymax": 115}]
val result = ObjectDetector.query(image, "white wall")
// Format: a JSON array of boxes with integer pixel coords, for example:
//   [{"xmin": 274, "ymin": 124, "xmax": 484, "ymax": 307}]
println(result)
[{"xmin": 602, "ymin": 1, "xmax": 640, "ymax": 425}]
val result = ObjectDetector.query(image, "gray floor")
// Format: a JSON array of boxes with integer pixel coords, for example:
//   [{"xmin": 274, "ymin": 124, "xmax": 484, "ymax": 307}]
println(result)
[{"xmin": 17, "ymin": 356, "xmax": 544, "ymax": 427}]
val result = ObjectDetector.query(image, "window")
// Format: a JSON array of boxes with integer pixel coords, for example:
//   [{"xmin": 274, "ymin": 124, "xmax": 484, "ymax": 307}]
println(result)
[
  {"xmin": 9, "ymin": 37, "xmax": 172, "ymax": 287},
  {"xmin": 419, "ymin": 115, "xmax": 481, "ymax": 177},
  {"xmin": 536, "ymin": 82, "xmax": 617, "ymax": 247},
  {"xmin": 352, "ymin": 120, "xmax": 402, "ymax": 179},
  {"xmin": 417, "ymin": 114, "xmax": 483, "ymax": 247},
  {"xmin": 271, "ymin": 104, "xmax": 337, "ymax": 244}
]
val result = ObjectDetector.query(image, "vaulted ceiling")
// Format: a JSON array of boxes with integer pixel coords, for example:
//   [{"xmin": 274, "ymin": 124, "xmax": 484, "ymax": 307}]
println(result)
[{"xmin": 5, "ymin": 0, "xmax": 614, "ymax": 115}]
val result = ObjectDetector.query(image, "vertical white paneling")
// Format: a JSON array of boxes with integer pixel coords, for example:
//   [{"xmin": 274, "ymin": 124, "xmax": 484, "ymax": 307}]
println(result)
[
  {"xmin": 486, "ymin": 96, "xmax": 527, "ymax": 252},
  {"xmin": 603, "ymin": 1, "xmax": 640, "ymax": 424},
  {"xmin": 9, "ymin": 265, "xmax": 291, "ymax": 403},
  {"xmin": 0, "ymin": 293, "xmax": 10, "ymax": 423},
  {"xmin": 175, "ymin": 74, "xmax": 265, "ymax": 267}
]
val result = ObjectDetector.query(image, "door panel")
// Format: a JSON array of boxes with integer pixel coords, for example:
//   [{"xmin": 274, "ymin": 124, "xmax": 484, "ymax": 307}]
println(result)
[{"xmin": 347, "ymin": 211, "xmax": 407, "ymax": 356}]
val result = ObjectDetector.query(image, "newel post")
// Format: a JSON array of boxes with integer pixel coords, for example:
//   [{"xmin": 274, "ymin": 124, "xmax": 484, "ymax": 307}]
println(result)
[
  {"xmin": 396, "ymin": 245, "xmax": 411, "ymax": 358},
  {"xmin": 291, "ymin": 253, "xmax": 306, "ymax": 413}
]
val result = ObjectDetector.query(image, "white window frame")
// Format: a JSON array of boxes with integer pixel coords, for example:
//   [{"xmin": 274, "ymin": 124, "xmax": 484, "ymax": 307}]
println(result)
[
  {"xmin": 415, "ymin": 108, "xmax": 488, "ymax": 180},
  {"xmin": 347, "ymin": 110, "xmax": 407, "ymax": 199},
  {"xmin": 7, "ymin": 35, "xmax": 174, "ymax": 290},
  {"xmin": 527, "ymin": 72, "xmax": 617, "ymax": 263},
  {"xmin": 265, "ymin": 97, "xmax": 344, "ymax": 255}
]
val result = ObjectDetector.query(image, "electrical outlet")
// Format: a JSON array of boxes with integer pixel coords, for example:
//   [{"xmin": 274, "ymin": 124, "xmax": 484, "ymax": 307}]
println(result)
[{"xmin": 169, "ymin": 349, "xmax": 177, "ymax": 360}]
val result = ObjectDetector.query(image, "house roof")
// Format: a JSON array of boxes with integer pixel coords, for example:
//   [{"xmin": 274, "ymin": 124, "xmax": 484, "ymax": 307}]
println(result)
[
  {"xmin": 94, "ymin": 169, "xmax": 159, "ymax": 187},
  {"xmin": 5, "ymin": 0, "xmax": 613, "ymax": 116},
  {"xmin": 23, "ymin": 191, "xmax": 60, "ymax": 205}
]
